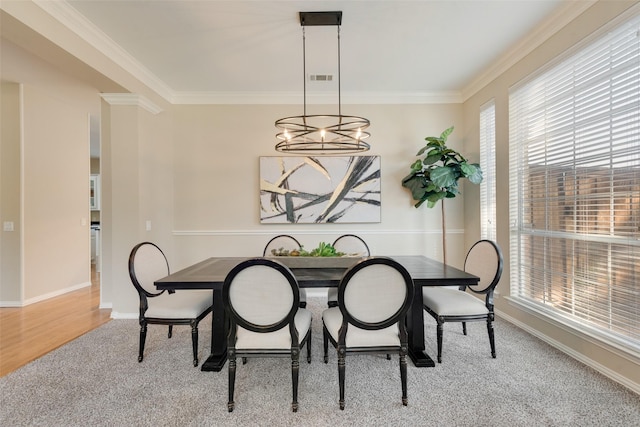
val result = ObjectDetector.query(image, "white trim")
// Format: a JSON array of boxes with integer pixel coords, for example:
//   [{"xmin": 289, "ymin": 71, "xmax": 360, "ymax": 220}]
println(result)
[
  {"xmin": 461, "ymin": 0, "xmax": 597, "ymax": 101},
  {"xmin": 100, "ymin": 94, "xmax": 163, "ymax": 115},
  {"xmin": 34, "ymin": 0, "xmax": 174, "ymax": 102},
  {"xmin": 498, "ymin": 298, "xmax": 640, "ymax": 395},
  {"xmin": 172, "ymin": 91, "xmax": 463, "ymax": 105},
  {"xmin": 22, "ymin": 281, "xmax": 92, "ymax": 306},
  {"xmin": 172, "ymin": 229, "xmax": 465, "ymax": 236},
  {"xmin": 35, "ymin": 0, "xmax": 597, "ymax": 106},
  {"xmin": 110, "ymin": 311, "xmax": 138, "ymax": 320},
  {"xmin": 0, "ymin": 301, "xmax": 23, "ymax": 308},
  {"xmin": 504, "ymin": 297, "xmax": 640, "ymax": 362},
  {"xmin": 19, "ymin": 83, "xmax": 25, "ymax": 305}
]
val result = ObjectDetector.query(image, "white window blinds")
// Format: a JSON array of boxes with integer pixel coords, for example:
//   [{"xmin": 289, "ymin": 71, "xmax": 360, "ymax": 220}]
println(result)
[
  {"xmin": 509, "ymin": 10, "xmax": 640, "ymax": 349},
  {"xmin": 480, "ymin": 99, "xmax": 497, "ymax": 241}
]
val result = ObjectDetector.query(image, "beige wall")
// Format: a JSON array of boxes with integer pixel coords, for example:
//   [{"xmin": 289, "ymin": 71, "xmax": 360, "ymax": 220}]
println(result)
[
  {"xmin": 105, "ymin": 101, "xmax": 467, "ymax": 316},
  {"xmin": 0, "ymin": 82, "xmax": 21, "ymax": 303},
  {"xmin": 0, "ymin": 37, "xmax": 99, "ymax": 305},
  {"xmin": 169, "ymin": 103, "xmax": 467, "ymax": 270},
  {"xmin": 102, "ymin": 101, "xmax": 175, "ymax": 316},
  {"xmin": 462, "ymin": 0, "xmax": 640, "ymax": 392},
  {"xmin": 1, "ymin": 0, "xmax": 637, "ymax": 393}
]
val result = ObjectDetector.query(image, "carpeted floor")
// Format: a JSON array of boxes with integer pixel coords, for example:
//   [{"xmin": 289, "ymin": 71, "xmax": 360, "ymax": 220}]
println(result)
[{"xmin": 1, "ymin": 297, "xmax": 639, "ymax": 426}]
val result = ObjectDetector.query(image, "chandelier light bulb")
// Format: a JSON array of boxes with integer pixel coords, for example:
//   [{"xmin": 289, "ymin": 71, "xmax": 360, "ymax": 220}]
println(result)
[{"xmin": 274, "ymin": 11, "xmax": 371, "ymax": 155}]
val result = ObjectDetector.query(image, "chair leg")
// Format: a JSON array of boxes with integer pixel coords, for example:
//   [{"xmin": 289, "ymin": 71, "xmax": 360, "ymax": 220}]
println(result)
[
  {"xmin": 462, "ymin": 322, "xmax": 467, "ymax": 335},
  {"xmin": 400, "ymin": 352, "xmax": 408, "ymax": 406},
  {"xmin": 291, "ymin": 350, "xmax": 300, "ymax": 412},
  {"xmin": 323, "ymin": 326, "xmax": 329, "ymax": 364},
  {"xmin": 138, "ymin": 322, "xmax": 147, "ymax": 363},
  {"xmin": 306, "ymin": 331, "xmax": 312, "ymax": 364},
  {"xmin": 191, "ymin": 321, "xmax": 199, "ymax": 367},
  {"xmin": 487, "ymin": 318, "xmax": 496, "ymax": 358},
  {"xmin": 228, "ymin": 349, "xmax": 236, "ymax": 412},
  {"xmin": 242, "ymin": 357, "xmax": 247, "ymax": 365},
  {"xmin": 338, "ymin": 347, "xmax": 346, "ymax": 410},
  {"xmin": 168, "ymin": 325, "xmax": 173, "ymax": 339},
  {"xmin": 436, "ymin": 321, "xmax": 444, "ymax": 363}
]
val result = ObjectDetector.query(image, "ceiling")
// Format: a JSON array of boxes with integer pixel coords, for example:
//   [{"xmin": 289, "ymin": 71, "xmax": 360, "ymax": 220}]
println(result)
[{"xmin": 43, "ymin": 0, "xmax": 592, "ymax": 105}]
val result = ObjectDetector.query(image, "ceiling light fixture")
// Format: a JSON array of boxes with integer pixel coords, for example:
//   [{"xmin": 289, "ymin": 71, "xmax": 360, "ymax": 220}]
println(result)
[{"xmin": 275, "ymin": 11, "xmax": 371, "ymax": 154}]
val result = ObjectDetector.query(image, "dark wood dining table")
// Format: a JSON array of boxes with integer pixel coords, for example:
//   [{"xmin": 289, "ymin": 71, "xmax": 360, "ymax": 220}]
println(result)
[{"xmin": 155, "ymin": 255, "xmax": 479, "ymax": 372}]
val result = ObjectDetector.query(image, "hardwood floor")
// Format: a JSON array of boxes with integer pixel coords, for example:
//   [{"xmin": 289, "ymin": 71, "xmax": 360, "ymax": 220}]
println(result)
[{"xmin": 0, "ymin": 266, "xmax": 111, "ymax": 377}]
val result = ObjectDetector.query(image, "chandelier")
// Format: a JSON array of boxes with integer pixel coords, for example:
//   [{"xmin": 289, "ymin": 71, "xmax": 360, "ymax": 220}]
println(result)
[{"xmin": 275, "ymin": 11, "xmax": 371, "ymax": 154}]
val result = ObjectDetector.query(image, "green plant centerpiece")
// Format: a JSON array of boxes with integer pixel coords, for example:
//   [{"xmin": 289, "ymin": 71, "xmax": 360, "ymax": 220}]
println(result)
[
  {"xmin": 269, "ymin": 242, "xmax": 345, "ymax": 257},
  {"xmin": 401, "ymin": 126, "xmax": 483, "ymax": 208},
  {"xmin": 401, "ymin": 126, "xmax": 482, "ymax": 263}
]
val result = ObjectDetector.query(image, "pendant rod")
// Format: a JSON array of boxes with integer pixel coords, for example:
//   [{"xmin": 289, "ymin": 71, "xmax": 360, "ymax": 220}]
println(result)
[
  {"xmin": 337, "ymin": 25, "xmax": 341, "ymax": 117},
  {"xmin": 302, "ymin": 25, "xmax": 307, "ymax": 118}
]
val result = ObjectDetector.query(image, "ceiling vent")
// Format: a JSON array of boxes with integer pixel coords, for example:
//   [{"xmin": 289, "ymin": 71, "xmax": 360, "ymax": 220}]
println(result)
[{"xmin": 309, "ymin": 74, "xmax": 333, "ymax": 82}]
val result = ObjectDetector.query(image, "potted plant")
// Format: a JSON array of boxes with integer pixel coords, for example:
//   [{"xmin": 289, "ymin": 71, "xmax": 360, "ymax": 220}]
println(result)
[{"xmin": 401, "ymin": 126, "xmax": 483, "ymax": 262}]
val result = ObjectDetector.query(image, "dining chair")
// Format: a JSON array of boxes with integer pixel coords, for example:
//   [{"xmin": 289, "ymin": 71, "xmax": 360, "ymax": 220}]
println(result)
[
  {"xmin": 263, "ymin": 235, "xmax": 307, "ymax": 308},
  {"xmin": 422, "ymin": 239, "xmax": 503, "ymax": 363},
  {"xmin": 128, "ymin": 242, "xmax": 213, "ymax": 366},
  {"xmin": 322, "ymin": 257, "xmax": 414, "ymax": 410},
  {"xmin": 327, "ymin": 234, "xmax": 370, "ymax": 307},
  {"xmin": 224, "ymin": 258, "xmax": 312, "ymax": 413}
]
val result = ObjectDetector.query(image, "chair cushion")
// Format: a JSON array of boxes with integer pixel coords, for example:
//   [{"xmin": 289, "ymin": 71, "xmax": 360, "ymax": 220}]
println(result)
[
  {"xmin": 343, "ymin": 264, "xmax": 407, "ymax": 324},
  {"xmin": 422, "ymin": 287, "xmax": 489, "ymax": 316},
  {"xmin": 145, "ymin": 290, "xmax": 212, "ymax": 319},
  {"xmin": 235, "ymin": 308, "xmax": 312, "ymax": 350},
  {"xmin": 322, "ymin": 307, "xmax": 400, "ymax": 348}
]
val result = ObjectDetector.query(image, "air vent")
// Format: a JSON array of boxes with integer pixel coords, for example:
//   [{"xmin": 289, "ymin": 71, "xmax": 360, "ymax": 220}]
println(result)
[{"xmin": 309, "ymin": 74, "xmax": 333, "ymax": 82}]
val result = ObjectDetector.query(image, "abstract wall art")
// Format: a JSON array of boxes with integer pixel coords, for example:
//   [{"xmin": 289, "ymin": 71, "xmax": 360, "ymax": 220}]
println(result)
[{"xmin": 260, "ymin": 156, "xmax": 381, "ymax": 223}]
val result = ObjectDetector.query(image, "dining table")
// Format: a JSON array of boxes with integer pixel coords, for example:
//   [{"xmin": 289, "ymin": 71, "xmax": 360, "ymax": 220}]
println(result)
[{"xmin": 155, "ymin": 255, "xmax": 479, "ymax": 372}]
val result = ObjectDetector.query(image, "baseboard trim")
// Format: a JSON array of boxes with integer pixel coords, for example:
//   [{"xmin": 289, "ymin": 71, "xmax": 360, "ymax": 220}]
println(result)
[
  {"xmin": 0, "ymin": 300, "xmax": 22, "ymax": 307},
  {"xmin": 111, "ymin": 311, "xmax": 138, "ymax": 320},
  {"xmin": 496, "ymin": 308, "xmax": 640, "ymax": 395},
  {"xmin": 10, "ymin": 281, "xmax": 92, "ymax": 307}
]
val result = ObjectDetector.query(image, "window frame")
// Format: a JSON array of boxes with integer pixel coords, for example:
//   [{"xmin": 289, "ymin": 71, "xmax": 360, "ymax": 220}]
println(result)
[{"xmin": 508, "ymin": 8, "xmax": 640, "ymax": 354}]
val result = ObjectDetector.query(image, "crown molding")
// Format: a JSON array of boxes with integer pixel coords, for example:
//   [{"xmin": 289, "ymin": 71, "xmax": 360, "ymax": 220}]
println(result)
[
  {"xmin": 33, "ymin": 0, "xmax": 175, "ymax": 102},
  {"xmin": 100, "ymin": 93, "xmax": 163, "ymax": 115},
  {"xmin": 35, "ymin": 0, "xmax": 593, "ymax": 106},
  {"xmin": 461, "ymin": 0, "xmax": 597, "ymax": 101},
  {"xmin": 30, "ymin": 0, "xmax": 464, "ymax": 106},
  {"xmin": 171, "ymin": 90, "xmax": 462, "ymax": 105}
]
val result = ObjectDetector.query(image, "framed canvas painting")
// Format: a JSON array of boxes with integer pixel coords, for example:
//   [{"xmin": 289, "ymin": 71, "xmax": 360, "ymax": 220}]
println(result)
[{"xmin": 260, "ymin": 156, "xmax": 381, "ymax": 223}]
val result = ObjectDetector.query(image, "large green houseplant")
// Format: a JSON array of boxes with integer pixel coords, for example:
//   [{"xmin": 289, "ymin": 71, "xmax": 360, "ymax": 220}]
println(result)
[{"xmin": 401, "ymin": 126, "xmax": 482, "ymax": 262}]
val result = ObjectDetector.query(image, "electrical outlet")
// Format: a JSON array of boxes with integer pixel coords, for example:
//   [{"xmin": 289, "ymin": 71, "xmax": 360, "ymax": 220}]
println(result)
[{"xmin": 3, "ymin": 221, "xmax": 14, "ymax": 232}]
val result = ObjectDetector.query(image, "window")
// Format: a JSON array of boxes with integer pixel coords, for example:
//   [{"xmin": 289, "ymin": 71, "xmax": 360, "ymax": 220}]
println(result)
[
  {"xmin": 480, "ymin": 99, "xmax": 497, "ymax": 241},
  {"xmin": 509, "ymin": 10, "xmax": 640, "ymax": 350}
]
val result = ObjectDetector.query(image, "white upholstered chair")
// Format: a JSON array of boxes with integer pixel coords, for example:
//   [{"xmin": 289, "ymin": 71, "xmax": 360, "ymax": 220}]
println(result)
[
  {"xmin": 263, "ymin": 235, "xmax": 307, "ymax": 308},
  {"xmin": 422, "ymin": 239, "xmax": 503, "ymax": 363},
  {"xmin": 327, "ymin": 234, "xmax": 370, "ymax": 307},
  {"xmin": 223, "ymin": 258, "xmax": 312, "ymax": 413},
  {"xmin": 322, "ymin": 257, "xmax": 414, "ymax": 410},
  {"xmin": 128, "ymin": 242, "xmax": 213, "ymax": 366}
]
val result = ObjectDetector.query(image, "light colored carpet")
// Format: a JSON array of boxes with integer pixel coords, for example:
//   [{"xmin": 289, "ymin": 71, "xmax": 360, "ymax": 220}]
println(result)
[{"xmin": 1, "ymin": 297, "xmax": 638, "ymax": 426}]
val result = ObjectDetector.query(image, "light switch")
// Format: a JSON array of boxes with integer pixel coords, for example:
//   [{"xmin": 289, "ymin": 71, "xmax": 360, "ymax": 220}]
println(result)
[
  {"xmin": 146, "ymin": 220, "xmax": 152, "ymax": 231},
  {"xmin": 3, "ymin": 221, "xmax": 14, "ymax": 232}
]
